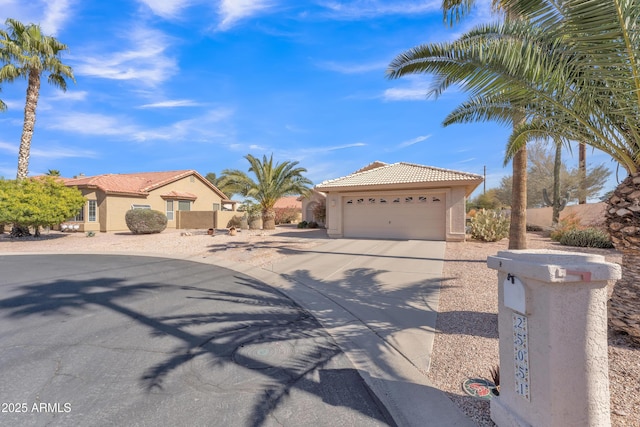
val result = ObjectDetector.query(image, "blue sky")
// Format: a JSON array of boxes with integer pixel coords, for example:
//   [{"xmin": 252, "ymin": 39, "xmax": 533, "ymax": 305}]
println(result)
[{"xmin": 0, "ymin": 0, "xmax": 619, "ymax": 198}]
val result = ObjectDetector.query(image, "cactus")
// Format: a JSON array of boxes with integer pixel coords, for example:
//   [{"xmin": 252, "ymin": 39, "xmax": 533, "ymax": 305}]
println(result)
[{"xmin": 543, "ymin": 188, "xmax": 569, "ymax": 225}]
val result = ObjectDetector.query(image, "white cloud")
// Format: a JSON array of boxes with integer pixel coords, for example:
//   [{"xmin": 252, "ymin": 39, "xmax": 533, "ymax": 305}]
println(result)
[
  {"xmin": 48, "ymin": 90, "xmax": 89, "ymax": 102},
  {"xmin": 31, "ymin": 145, "xmax": 99, "ymax": 159},
  {"xmin": 138, "ymin": 100, "xmax": 202, "ymax": 108},
  {"xmin": 137, "ymin": 0, "xmax": 191, "ymax": 18},
  {"xmin": 217, "ymin": 0, "xmax": 274, "ymax": 31},
  {"xmin": 131, "ymin": 108, "xmax": 234, "ymax": 142},
  {"xmin": 73, "ymin": 26, "xmax": 177, "ymax": 86},
  {"xmin": 319, "ymin": 0, "xmax": 440, "ymax": 19},
  {"xmin": 45, "ymin": 112, "xmax": 140, "ymax": 136},
  {"xmin": 316, "ymin": 60, "xmax": 386, "ymax": 74},
  {"xmin": 41, "ymin": 0, "xmax": 74, "ymax": 35},
  {"xmin": 0, "ymin": 141, "xmax": 18, "ymax": 154},
  {"xmin": 398, "ymin": 135, "xmax": 430, "ymax": 148},
  {"xmin": 382, "ymin": 76, "xmax": 431, "ymax": 101},
  {"xmin": 0, "ymin": 0, "xmax": 73, "ymax": 35}
]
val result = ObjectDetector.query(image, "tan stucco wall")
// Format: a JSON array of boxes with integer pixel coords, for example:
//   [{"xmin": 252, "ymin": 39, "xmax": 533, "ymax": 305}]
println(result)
[
  {"xmin": 70, "ymin": 174, "xmax": 229, "ymax": 232},
  {"xmin": 323, "ymin": 186, "xmax": 467, "ymax": 241},
  {"xmin": 526, "ymin": 202, "xmax": 607, "ymax": 228},
  {"xmin": 301, "ymin": 191, "xmax": 326, "ymax": 224},
  {"xmin": 176, "ymin": 211, "xmax": 215, "ymax": 229}
]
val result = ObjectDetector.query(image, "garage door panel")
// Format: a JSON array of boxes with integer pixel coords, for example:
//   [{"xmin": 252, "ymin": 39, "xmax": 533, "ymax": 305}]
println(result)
[{"xmin": 342, "ymin": 194, "xmax": 445, "ymax": 240}]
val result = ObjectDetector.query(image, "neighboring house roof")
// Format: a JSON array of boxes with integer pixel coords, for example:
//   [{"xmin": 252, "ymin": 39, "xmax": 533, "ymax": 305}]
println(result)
[
  {"xmin": 160, "ymin": 190, "xmax": 198, "ymax": 201},
  {"xmin": 315, "ymin": 162, "xmax": 483, "ymax": 196},
  {"xmin": 62, "ymin": 170, "xmax": 230, "ymax": 200},
  {"xmin": 273, "ymin": 196, "xmax": 302, "ymax": 209}
]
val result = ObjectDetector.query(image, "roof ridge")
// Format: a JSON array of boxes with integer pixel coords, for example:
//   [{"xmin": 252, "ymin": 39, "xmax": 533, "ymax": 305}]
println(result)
[
  {"xmin": 320, "ymin": 161, "xmax": 393, "ymax": 185},
  {"xmin": 397, "ymin": 162, "xmax": 483, "ymax": 178}
]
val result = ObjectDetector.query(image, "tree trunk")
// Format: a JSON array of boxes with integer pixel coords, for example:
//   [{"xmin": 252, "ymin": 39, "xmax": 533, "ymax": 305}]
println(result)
[
  {"xmin": 552, "ymin": 140, "xmax": 562, "ymax": 225},
  {"xmin": 16, "ymin": 68, "xmax": 41, "ymax": 180},
  {"xmin": 578, "ymin": 142, "xmax": 587, "ymax": 204},
  {"xmin": 262, "ymin": 208, "xmax": 276, "ymax": 230},
  {"xmin": 508, "ymin": 112, "xmax": 527, "ymax": 250},
  {"xmin": 605, "ymin": 172, "xmax": 640, "ymax": 344}
]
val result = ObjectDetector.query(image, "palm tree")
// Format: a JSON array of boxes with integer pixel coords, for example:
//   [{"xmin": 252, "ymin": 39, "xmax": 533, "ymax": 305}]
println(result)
[
  {"xmin": 220, "ymin": 154, "xmax": 312, "ymax": 230},
  {"xmin": 46, "ymin": 169, "xmax": 60, "ymax": 176},
  {"xmin": 389, "ymin": 0, "xmax": 529, "ymax": 249},
  {"xmin": 396, "ymin": 0, "xmax": 640, "ymax": 341},
  {"xmin": 0, "ymin": 18, "xmax": 75, "ymax": 180}
]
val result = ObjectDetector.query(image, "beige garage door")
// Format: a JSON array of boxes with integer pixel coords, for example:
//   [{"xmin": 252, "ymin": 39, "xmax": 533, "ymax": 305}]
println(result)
[{"xmin": 342, "ymin": 193, "xmax": 446, "ymax": 240}]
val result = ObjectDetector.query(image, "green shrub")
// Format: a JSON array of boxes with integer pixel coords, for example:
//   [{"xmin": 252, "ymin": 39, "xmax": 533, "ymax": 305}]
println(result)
[
  {"xmin": 550, "ymin": 213, "xmax": 582, "ymax": 242},
  {"xmin": 297, "ymin": 221, "xmax": 308, "ymax": 229},
  {"xmin": 526, "ymin": 224, "xmax": 544, "ymax": 232},
  {"xmin": 558, "ymin": 228, "xmax": 614, "ymax": 248},
  {"xmin": 125, "ymin": 209, "xmax": 167, "ymax": 234},
  {"xmin": 470, "ymin": 209, "xmax": 510, "ymax": 242},
  {"xmin": 226, "ymin": 215, "xmax": 243, "ymax": 228},
  {"xmin": 308, "ymin": 221, "xmax": 318, "ymax": 229}
]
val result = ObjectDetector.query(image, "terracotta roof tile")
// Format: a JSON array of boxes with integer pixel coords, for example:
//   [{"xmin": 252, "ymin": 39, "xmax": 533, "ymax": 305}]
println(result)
[
  {"xmin": 274, "ymin": 196, "xmax": 302, "ymax": 209},
  {"xmin": 160, "ymin": 190, "xmax": 198, "ymax": 200},
  {"xmin": 63, "ymin": 170, "xmax": 229, "ymax": 199},
  {"xmin": 316, "ymin": 162, "xmax": 483, "ymax": 190}
]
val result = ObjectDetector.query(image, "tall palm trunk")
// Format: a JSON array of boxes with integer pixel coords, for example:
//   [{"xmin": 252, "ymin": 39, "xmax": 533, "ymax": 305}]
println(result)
[
  {"xmin": 16, "ymin": 68, "xmax": 41, "ymax": 180},
  {"xmin": 262, "ymin": 208, "xmax": 276, "ymax": 230},
  {"xmin": 606, "ymin": 172, "xmax": 640, "ymax": 344},
  {"xmin": 509, "ymin": 111, "xmax": 527, "ymax": 249},
  {"xmin": 578, "ymin": 142, "xmax": 586, "ymax": 204},
  {"xmin": 552, "ymin": 140, "xmax": 562, "ymax": 225}
]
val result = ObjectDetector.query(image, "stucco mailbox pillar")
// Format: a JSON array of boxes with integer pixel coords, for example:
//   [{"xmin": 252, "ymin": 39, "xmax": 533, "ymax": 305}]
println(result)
[{"xmin": 487, "ymin": 250, "xmax": 621, "ymax": 427}]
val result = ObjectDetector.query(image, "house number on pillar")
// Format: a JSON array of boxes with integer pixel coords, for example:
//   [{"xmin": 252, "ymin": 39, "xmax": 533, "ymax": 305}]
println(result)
[{"xmin": 513, "ymin": 312, "xmax": 530, "ymax": 400}]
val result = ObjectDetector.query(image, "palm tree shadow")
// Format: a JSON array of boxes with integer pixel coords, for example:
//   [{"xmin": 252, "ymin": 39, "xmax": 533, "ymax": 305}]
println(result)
[{"xmin": 0, "ymin": 257, "xmax": 393, "ymax": 426}]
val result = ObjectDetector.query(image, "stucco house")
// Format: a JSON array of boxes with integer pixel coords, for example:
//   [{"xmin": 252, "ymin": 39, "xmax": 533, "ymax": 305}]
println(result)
[
  {"xmin": 300, "ymin": 189, "xmax": 326, "ymax": 225},
  {"xmin": 315, "ymin": 161, "xmax": 483, "ymax": 241},
  {"xmin": 62, "ymin": 170, "xmax": 235, "ymax": 232}
]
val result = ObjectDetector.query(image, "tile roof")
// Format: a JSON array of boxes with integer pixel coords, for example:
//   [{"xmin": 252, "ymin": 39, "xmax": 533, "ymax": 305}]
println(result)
[
  {"xmin": 62, "ymin": 170, "xmax": 229, "ymax": 199},
  {"xmin": 273, "ymin": 196, "xmax": 302, "ymax": 209},
  {"xmin": 316, "ymin": 162, "xmax": 483, "ymax": 191}
]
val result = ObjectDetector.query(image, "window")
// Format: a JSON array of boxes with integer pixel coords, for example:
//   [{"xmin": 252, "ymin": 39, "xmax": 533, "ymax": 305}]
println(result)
[
  {"xmin": 346, "ymin": 199, "xmax": 353, "ymax": 205},
  {"xmin": 178, "ymin": 200, "xmax": 191, "ymax": 211},
  {"xmin": 88, "ymin": 200, "xmax": 97, "ymax": 222},
  {"xmin": 166, "ymin": 200, "xmax": 174, "ymax": 220},
  {"xmin": 73, "ymin": 206, "xmax": 84, "ymax": 221},
  {"xmin": 404, "ymin": 196, "xmax": 413, "ymax": 203},
  {"xmin": 432, "ymin": 196, "xmax": 441, "ymax": 202},
  {"xmin": 380, "ymin": 198, "xmax": 387, "ymax": 204},
  {"xmin": 212, "ymin": 203, "xmax": 220, "ymax": 211},
  {"xmin": 356, "ymin": 198, "xmax": 364, "ymax": 204},
  {"xmin": 392, "ymin": 198, "xmax": 401, "ymax": 203},
  {"xmin": 131, "ymin": 204, "xmax": 151, "ymax": 210},
  {"xmin": 418, "ymin": 196, "xmax": 428, "ymax": 203},
  {"xmin": 368, "ymin": 198, "xmax": 376, "ymax": 204}
]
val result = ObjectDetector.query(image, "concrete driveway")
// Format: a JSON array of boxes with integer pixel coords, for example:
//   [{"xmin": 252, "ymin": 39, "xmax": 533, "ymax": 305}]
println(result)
[
  {"xmin": 0, "ymin": 254, "xmax": 392, "ymax": 427},
  {"xmin": 224, "ymin": 238, "xmax": 474, "ymax": 427}
]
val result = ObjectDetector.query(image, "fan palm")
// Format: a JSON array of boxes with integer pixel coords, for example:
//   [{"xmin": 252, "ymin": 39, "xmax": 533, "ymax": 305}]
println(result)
[
  {"xmin": 220, "ymin": 154, "xmax": 312, "ymax": 230},
  {"xmin": 0, "ymin": 18, "xmax": 75, "ymax": 180},
  {"xmin": 396, "ymin": 0, "xmax": 640, "ymax": 342}
]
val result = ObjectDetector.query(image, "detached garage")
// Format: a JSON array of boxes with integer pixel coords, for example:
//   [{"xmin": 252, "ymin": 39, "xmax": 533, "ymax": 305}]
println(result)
[{"xmin": 316, "ymin": 162, "xmax": 483, "ymax": 242}]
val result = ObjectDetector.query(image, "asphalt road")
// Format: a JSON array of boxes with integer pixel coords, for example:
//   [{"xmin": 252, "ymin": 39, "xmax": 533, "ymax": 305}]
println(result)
[{"xmin": 0, "ymin": 254, "xmax": 392, "ymax": 427}]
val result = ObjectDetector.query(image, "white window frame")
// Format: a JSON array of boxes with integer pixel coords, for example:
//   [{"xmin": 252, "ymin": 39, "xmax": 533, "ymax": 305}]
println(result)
[
  {"xmin": 88, "ymin": 200, "xmax": 97, "ymax": 222},
  {"xmin": 131, "ymin": 204, "xmax": 151, "ymax": 210},
  {"xmin": 166, "ymin": 200, "xmax": 174, "ymax": 220}
]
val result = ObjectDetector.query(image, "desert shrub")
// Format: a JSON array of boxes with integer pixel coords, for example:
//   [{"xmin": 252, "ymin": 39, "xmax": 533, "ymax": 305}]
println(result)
[
  {"xmin": 308, "ymin": 221, "xmax": 318, "ymax": 229},
  {"xmin": 526, "ymin": 224, "xmax": 544, "ymax": 232},
  {"xmin": 558, "ymin": 228, "xmax": 614, "ymax": 248},
  {"xmin": 312, "ymin": 201, "xmax": 326, "ymax": 224},
  {"xmin": 274, "ymin": 207, "xmax": 300, "ymax": 225},
  {"xmin": 297, "ymin": 221, "xmax": 308, "ymax": 229},
  {"xmin": 125, "ymin": 209, "xmax": 167, "ymax": 234},
  {"xmin": 470, "ymin": 209, "xmax": 510, "ymax": 242},
  {"xmin": 550, "ymin": 213, "xmax": 582, "ymax": 241},
  {"xmin": 226, "ymin": 215, "xmax": 243, "ymax": 228}
]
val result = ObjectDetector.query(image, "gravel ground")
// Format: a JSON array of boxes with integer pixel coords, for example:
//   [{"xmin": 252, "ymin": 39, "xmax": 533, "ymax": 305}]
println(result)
[
  {"xmin": 1, "ymin": 227, "xmax": 637, "ymax": 426},
  {"xmin": 436, "ymin": 232, "xmax": 639, "ymax": 427}
]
